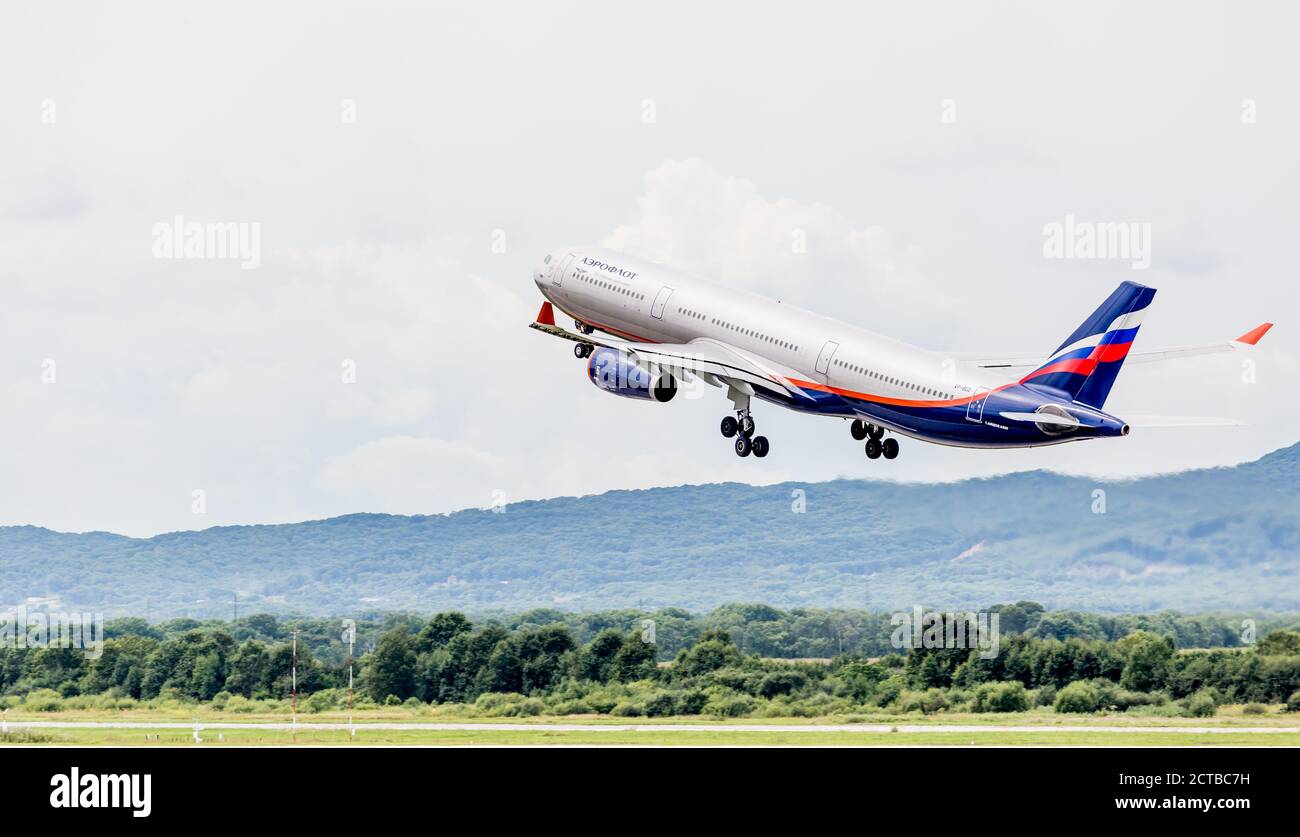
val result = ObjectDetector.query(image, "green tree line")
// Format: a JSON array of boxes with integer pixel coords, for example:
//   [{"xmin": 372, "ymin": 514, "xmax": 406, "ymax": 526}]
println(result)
[
  {"xmin": 2, "ymin": 606, "xmax": 1299, "ymax": 718},
  {"xmin": 81, "ymin": 601, "xmax": 1300, "ymax": 664}
]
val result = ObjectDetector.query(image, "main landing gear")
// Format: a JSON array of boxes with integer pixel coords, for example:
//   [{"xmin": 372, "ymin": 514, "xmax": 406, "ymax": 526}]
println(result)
[
  {"xmin": 721, "ymin": 411, "xmax": 769, "ymax": 458},
  {"xmin": 575, "ymin": 320, "xmax": 595, "ymax": 335},
  {"xmin": 851, "ymin": 419, "xmax": 899, "ymax": 460},
  {"xmin": 574, "ymin": 342, "xmax": 593, "ymax": 358}
]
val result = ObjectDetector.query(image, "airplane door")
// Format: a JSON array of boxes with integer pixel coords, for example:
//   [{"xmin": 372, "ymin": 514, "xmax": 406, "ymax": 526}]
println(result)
[
  {"xmin": 965, "ymin": 387, "xmax": 990, "ymax": 422},
  {"xmin": 650, "ymin": 286, "xmax": 674, "ymax": 319},
  {"xmin": 815, "ymin": 340, "xmax": 840, "ymax": 376},
  {"xmin": 550, "ymin": 254, "xmax": 575, "ymax": 287}
]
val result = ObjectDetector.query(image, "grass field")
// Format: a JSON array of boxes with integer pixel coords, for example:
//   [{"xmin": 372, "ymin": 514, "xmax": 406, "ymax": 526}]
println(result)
[
  {"xmin": 7, "ymin": 727, "xmax": 1300, "ymax": 746},
  {"xmin": 3, "ymin": 706, "xmax": 1297, "ymax": 746}
]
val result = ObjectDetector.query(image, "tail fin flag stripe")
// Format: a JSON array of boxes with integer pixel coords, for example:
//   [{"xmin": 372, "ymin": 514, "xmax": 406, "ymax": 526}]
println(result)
[
  {"xmin": 1024, "ymin": 357, "xmax": 1097, "ymax": 381},
  {"xmin": 1090, "ymin": 340, "xmax": 1133, "ymax": 363},
  {"xmin": 1020, "ymin": 281, "xmax": 1156, "ymax": 409}
]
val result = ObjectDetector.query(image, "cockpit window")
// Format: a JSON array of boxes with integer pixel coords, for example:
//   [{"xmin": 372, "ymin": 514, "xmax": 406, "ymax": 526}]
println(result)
[{"xmin": 544, "ymin": 254, "xmax": 552, "ymax": 264}]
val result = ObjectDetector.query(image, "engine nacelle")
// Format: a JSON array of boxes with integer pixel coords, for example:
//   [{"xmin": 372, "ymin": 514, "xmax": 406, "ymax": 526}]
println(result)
[{"xmin": 587, "ymin": 347, "xmax": 677, "ymax": 402}]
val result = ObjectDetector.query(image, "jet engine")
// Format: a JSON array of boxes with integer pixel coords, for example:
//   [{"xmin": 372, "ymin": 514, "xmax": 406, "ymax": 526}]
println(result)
[{"xmin": 586, "ymin": 347, "xmax": 677, "ymax": 402}]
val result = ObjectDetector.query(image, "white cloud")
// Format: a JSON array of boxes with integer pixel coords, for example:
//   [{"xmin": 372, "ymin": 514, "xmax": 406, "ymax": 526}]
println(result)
[
  {"xmin": 3, "ymin": 155, "xmax": 1295, "ymax": 537},
  {"xmin": 316, "ymin": 436, "xmax": 511, "ymax": 514},
  {"xmin": 1, "ymin": 4, "xmax": 1296, "ymax": 537},
  {"xmin": 604, "ymin": 158, "xmax": 952, "ymax": 333},
  {"xmin": 184, "ymin": 367, "xmax": 231, "ymax": 403},
  {"xmin": 372, "ymin": 388, "xmax": 438, "ymax": 427}
]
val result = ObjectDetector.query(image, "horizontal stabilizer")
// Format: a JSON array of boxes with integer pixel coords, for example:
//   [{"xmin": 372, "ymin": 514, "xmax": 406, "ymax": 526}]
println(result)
[{"xmin": 1125, "ymin": 415, "xmax": 1245, "ymax": 428}]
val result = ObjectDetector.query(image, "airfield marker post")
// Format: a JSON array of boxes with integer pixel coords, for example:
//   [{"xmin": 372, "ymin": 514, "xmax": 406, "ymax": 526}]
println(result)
[
  {"xmin": 290, "ymin": 629, "xmax": 300, "ymax": 737},
  {"xmin": 342, "ymin": 619, "xmax": 356, "ymax": 738}
]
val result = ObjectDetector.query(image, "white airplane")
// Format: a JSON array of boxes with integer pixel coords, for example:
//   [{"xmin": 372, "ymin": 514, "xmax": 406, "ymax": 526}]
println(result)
[{"xmin": 529, "ymin": 247, "xmax": 1271, "ymax": 459}]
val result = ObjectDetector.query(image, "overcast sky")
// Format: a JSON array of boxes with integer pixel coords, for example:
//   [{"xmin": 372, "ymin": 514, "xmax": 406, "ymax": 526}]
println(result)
[{"xmin": 2, "ymin": 1, "xmax": 1297, "ymax": 536}]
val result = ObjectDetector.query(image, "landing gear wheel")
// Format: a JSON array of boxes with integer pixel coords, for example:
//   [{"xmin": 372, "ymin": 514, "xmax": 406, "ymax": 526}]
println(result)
[
  {"xmin": 882, "ymin": 438, "xmax": 899, "ymax": 459},
  {"xmin": 720, "ymin": 416, "xmax": 738, "ymax": 438},
  {"xmin": 850, "ymin": 419, "xmax": 868, "ymax": 441},
  {"xmin": 865, "ymin": 438, "xmax": 882, "ymax": 459},
  {"xmin": 575, "ymin": 321, "xmax": 594, "ymax": 335},
  {"xmin": 868, "ymin": 424, "xmax": 885, "ymax": 440},
  {"xmin": 574, "ymin": 343, "xmax": 592, "ymax": 358},
  {"xmin": 739, "ymin": 415, "xmax": 756, "ymax": 438},
  {"xmin": 734, "ymin": 436, "xmax": 752, "ymax": 457},
  {"xmin": 751, "ymin": 435, "xmax": 770, "ymax": 458}
]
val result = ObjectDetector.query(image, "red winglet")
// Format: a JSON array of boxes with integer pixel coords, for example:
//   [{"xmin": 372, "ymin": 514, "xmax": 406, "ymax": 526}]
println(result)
[
  {"xmin": 1235, "ymin": 322, "xmax": 1273, "ymax": 345},
  {"xmin": 535, "ymin": 301, "xmax": 555, "ymax": 326}
]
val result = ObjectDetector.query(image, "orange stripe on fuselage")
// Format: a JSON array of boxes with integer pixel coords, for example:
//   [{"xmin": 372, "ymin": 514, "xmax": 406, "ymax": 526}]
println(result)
[{"xmin": 788, "ymin": 378, "xmax": 1013, "ymax": 409}]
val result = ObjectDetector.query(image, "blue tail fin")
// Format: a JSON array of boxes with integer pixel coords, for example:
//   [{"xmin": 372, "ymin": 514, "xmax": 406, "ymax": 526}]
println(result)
[{"xmin": 1020, "ymin": 281, "xmax": 1156, "ymax": 409}]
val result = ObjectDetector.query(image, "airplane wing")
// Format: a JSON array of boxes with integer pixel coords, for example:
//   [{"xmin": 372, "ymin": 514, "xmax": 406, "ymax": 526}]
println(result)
[
  {"xmin": 960, "ymin": 322, "xmax": 1273, "ymax": 372},
  {"xmin": 1124, "ymin": 415, "xmax": 1245, "ymax": 427},
  {"xmin": 529, "ymin": 302, "xmax": 808, "ymax": 401}
]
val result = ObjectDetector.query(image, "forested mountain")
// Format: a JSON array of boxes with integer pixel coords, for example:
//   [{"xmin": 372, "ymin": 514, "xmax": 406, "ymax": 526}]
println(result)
[{"xmin": 3, "ymin": 442, "xmax": 1298, "ymax": 618}]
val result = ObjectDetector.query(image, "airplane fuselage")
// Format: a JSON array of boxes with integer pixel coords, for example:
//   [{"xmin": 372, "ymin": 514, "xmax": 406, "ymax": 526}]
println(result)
[{"xmin": 533, "ymin": 246, "xmax": 1130, "ymax": 449}]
